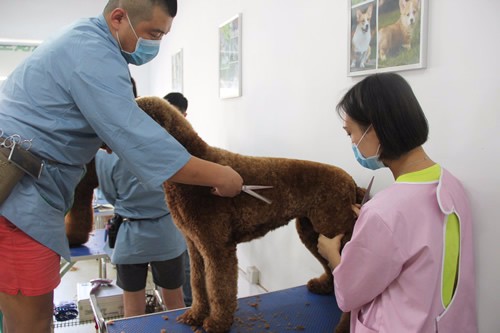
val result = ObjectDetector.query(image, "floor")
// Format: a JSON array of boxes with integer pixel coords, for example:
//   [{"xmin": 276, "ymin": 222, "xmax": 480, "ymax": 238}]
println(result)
[{"xmin": 53, "ymin": 258, "xmax": 267, "ymax": 333}]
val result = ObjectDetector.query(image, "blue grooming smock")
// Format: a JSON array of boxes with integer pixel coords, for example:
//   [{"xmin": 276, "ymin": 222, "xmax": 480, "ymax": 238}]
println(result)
[
  {"xmin": 0, "ymin": 15, "xmax": 191, "ymax": 261},
  {"xmin": 95, "ymin": 150, "xmax": 186, "ymax": 264}
]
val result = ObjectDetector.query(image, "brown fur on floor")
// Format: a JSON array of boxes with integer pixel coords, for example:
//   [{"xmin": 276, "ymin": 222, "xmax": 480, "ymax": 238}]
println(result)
[{"xmin": 65, "ymin": 97, "xmax": 364, "ymax": 333}]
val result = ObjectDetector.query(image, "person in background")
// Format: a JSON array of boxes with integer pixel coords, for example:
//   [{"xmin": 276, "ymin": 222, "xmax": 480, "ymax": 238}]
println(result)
[
  {"xmin": 0, "ymin": 1, "xmax": 242, "ymax": 332},
  {"xmin": 130, "ymin": 77, "xmax": 138, "ymax": 98},
  {"xmin": 162, "ymin": 91, "xmax": 192, "ymax": 306},
  {"xmin": 96, "ymin": 150, "xmax": 187, "ymax": 314},
  {"xmin": 95, "ymin": 79, "xmax": 186, "ymax": 315},
  {"xmin": 164, "ymin": 92, "xmax": 188, "ymax": 117},
  {"xmin": 317, "ymin": 73, "xmax": 477, "ymax": 333}
]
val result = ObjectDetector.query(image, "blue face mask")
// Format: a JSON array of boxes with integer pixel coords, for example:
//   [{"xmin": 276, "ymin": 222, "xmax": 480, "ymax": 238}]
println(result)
[
  {"xmin": 352, "ymin": 126, "xmax": 385, "ymax": 170},
  {"xmin": 117, "ymin": 14, "xmax": 161, "ymax": 65}
]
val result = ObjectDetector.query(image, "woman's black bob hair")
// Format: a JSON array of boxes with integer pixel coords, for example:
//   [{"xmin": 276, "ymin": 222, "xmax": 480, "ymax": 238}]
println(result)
[{"xmin": 336, "ymin": 73, "xmax": 429, "ymax": 160}]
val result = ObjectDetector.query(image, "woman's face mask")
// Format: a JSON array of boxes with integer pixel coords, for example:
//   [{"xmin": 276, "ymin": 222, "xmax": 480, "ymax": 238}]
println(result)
[
  {"xmin": 117, "ymin": 14, "xmax": 161, "ymax": 66},
  {"xmin": 352, "ymin": 125, "xmax": 385, "ymax": 170}
]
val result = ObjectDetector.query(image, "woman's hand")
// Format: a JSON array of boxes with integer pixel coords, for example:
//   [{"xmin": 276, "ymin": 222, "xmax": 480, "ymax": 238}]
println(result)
[
  {"xmin": 352, "ymin": 203, "xmax": 361, "ymax": 217},
  {"xmin": 318, "ymin": 233, "xmax": 344, "ymax": 269}
]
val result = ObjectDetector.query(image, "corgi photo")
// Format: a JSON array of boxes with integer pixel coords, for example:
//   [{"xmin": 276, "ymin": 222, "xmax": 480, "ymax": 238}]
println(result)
[
  {"xmin": 378, "ymin": 0, "xmax": 421, "ymax": 62},
  {"xmin": 350, "ymin": 3, "xmax": 374, "ymax": 69}
]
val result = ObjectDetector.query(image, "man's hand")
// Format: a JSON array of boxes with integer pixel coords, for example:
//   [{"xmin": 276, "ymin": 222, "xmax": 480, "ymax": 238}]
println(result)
[
  {"xmin": 211, "ymin": 166, "xmax": 243, "ymax": 197},
  {"xmin": 169, "ymin": 157, "xmax": 243, "ymax": 196}
]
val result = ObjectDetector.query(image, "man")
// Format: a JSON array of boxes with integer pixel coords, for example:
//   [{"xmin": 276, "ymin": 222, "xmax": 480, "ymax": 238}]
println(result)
[
  {"xmin": 0, "ymin": 1, "xmax": 242, "ymax": 332},
  {"xmin": 96, "ymin": 147, "xmax": 188, "ymax": 316},
  {"xmin": 164, "ymin": 92, "xmax": 188, "ymax": 117}
]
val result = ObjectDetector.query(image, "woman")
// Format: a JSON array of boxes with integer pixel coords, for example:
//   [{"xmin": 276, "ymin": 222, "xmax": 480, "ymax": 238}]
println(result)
[{"xmin": 318, "ymin": 73, "xmax": 477, "ymax": 332}]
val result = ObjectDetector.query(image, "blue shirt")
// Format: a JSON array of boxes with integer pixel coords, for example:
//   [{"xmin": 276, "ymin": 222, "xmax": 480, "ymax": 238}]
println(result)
[
  {"xmin": 0, "ymin": 15, "xmax": 191, "ymax": 261},
  {"xmin": 95, "ymin": 150, "xmax": 186, "ymax": 264}
]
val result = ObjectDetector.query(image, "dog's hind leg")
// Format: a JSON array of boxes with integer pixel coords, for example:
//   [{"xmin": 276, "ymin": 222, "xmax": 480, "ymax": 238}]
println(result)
[
  {"xmin": 296, "ymin": 218, "xmax": 351, "ymax": 333},
  {"xmin": 296, "ymin": 217, "xmax": 334, "ymax": 295},
  {"xmin": 335, "ymin": 312, "xmax": 351, "ymax": 333},
  {"xmin": 176, "ymin": 239, "xmax": 210, "ymax": 326}
]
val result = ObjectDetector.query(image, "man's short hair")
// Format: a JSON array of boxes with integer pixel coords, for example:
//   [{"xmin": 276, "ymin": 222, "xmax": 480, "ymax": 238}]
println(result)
[
  {"xmin": 104, "ymin": 0, "xmax": 177, "ymax": 23},
  {"xmin": 164, "ymin": 92, "xmax": 188, "ymax": 113}
]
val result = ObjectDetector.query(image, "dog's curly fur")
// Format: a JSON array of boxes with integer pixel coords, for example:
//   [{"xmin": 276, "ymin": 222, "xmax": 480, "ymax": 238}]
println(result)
[
  {"xmin": 65, "ymin": 96, "xmax": 363, "ymax": 333},
  {"xmin": 65, "ymin": 158, "xmax": 98, "ymax": 246}
]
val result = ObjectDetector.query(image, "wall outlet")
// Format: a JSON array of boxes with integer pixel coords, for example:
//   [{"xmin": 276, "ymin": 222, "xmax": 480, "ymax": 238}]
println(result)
[{"xmin": 246, "ymin": 266, "xmax": 260, "ymax": 284}]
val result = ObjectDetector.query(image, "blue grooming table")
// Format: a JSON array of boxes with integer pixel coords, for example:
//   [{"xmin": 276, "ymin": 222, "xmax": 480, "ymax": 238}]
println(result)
[
  {"xmin": 105, "ymin": 285, "xmax": 343, "ymax": 332},
  {"xmin": 60, "ymin": 228, "xmax": 109, "ymax": 278}
]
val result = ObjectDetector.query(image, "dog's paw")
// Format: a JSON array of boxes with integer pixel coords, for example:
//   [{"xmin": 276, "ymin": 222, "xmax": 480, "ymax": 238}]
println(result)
[
  {"xmin": 307, "ymin": 274, "xmax": 333, "ymax": 295},
  {"xmin": 203, "ymin": 316, "xmax": 233, "ymax": 333},
  {"xmin": 176, "ymin": 309, "xmax": 205, "ymax": 327}
]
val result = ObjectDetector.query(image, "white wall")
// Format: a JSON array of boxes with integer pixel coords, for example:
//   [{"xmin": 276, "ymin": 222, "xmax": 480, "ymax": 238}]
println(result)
[
  {"xmin": 0, "ymin": 0, "xmax": 152, "ymax": 94},
  {"xmin": 1, "ymin": 1, "xmax": 499, "ymax": 331}
]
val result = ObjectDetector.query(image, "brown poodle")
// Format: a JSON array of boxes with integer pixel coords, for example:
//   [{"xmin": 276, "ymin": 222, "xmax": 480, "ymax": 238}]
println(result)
[{"xmin": 65, "ymin": 96, "xmax": 364, "ymax": 333}]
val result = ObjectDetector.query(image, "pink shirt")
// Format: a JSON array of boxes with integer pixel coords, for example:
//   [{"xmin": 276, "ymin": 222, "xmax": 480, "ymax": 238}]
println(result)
[{"xmin": 333, "ymin": 168, "xmax": 477, "ymax": 333}]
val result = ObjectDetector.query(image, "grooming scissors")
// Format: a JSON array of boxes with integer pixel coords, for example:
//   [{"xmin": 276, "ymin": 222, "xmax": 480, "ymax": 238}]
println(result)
[
  {"xmin": 360, "ymin": 176, "xmax": 374, "ymax": 206},
  {"xmin": 242, "ymin": 185, "xmax": 273, "ymax": 204},
  {"xmin": 0, "ymin": 132, "xmax": 33, "ymax": 150}
]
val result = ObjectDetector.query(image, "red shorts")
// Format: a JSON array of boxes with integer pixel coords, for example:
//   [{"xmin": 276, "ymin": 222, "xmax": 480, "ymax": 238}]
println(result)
[{"xmin": 0, "ymin": 216, "xmax": 60, "ymax": 296}]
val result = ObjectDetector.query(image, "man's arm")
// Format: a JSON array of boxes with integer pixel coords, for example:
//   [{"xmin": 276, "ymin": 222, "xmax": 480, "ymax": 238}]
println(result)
[{"xmin": 168, "ymin": 156, "xmax": 243, "ymax": 197}]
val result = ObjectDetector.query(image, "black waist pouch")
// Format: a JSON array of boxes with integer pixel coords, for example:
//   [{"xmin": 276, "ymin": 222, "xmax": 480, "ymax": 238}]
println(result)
[{"xmin": 106, "ymin": 214, "xmax": 123, "ymax": 248}]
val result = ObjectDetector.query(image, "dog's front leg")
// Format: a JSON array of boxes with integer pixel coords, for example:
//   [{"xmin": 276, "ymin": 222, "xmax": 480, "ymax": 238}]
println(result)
[
  {"xmin": 201, "ymin": 244, "xmax": 238, "ymax": 333},
  {"xmin": 360, "ymin": 46, "xmax": 371, "ymax": 68},
  {"xmin": 177, "ymin": 239, "xmax": 209, "ymax": 326}
]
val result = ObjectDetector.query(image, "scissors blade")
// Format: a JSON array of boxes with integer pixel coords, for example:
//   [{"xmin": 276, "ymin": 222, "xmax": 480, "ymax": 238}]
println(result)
[
  {"xmin": 360, "ymin": 176, "xmax": 374, "ymax": 206},
  {"xmin": 242, "ymin": 185, "xmax": 273, "ymax": 204},
  {"xmin": 242, "ymin": 185, "xmax": 273, "ymax": 190}
]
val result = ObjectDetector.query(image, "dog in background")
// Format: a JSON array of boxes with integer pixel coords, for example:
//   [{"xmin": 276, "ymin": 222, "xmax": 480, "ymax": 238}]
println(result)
[
  {"xmin": 378, "ymin": 0, "xmax": 421, "ymax": 61},
  {"xmin": 351, "ymin": 4, "xmax": 374, "ymax": 69}
]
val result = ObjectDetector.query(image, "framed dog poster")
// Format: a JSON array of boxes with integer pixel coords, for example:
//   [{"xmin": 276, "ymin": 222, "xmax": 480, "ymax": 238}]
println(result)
[
  {"xmin": 219, "ymin": 14, "xmax": 242, "ymax": 99},
  {"xmin": 171, "ymin": 48, "xmax": 183, "ymax": 93},
  {"xmin": 0, "ymin": 39, "xmax": 41, "ymax": 83},
  {"xmin": 348, "ymin": 0, "xmax": 428, "ymax": 77}
]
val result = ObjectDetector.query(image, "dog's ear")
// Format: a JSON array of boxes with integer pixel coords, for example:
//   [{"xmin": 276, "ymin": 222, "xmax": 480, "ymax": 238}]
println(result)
[
  {"xmin": 366, "ymin": 4, "xmax": 373, "ymax": 17},
  {"xmin": 356, "ymin": 8, "xmax": 363, "ymax": 20},
  {"xmin": 399, "ymin": 0, "xmax": 407, "ymax": 11}
]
